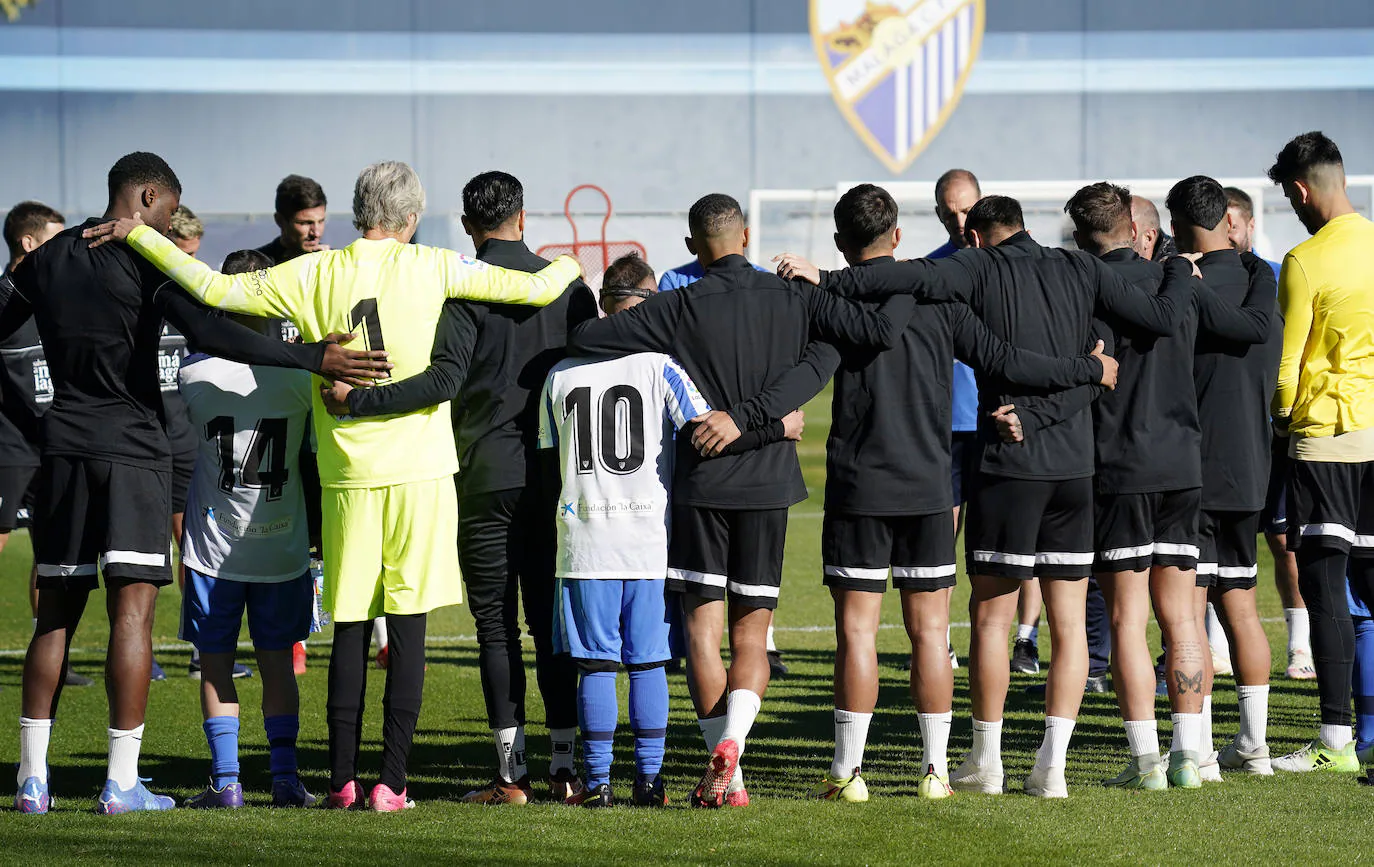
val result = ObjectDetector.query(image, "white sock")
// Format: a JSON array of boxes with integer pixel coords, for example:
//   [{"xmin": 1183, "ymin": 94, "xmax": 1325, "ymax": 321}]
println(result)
[
  {"xmin": 1285, "ymin": 608, "xmax": 1311, "ymax": 653},
  {"xmin": 1320, "ymin": 723, "xmax": 1353, "ymax": 751},
  {"xmin": 918, "ymin": 711, "xmax": 953, "ymax": 777},
  {"xmin": 830, "ymin": 709, "xmax": 871, "ymax": 779},
  {"xmin": 970, "ymin": 718, "xmax": 1002, "ymax": 768},
  {"xmin": 698, "ymin": 715, "xmax": 727, "ymax": 751},
  {"xmin": 549, "ymin": 727, "xmax": 577, "ymax": 775},
  {"xmin": 1236, "ymin": 684, "xmax": 1269, "ymax": 752},
  {"xmin": 18, "ymin": 717, "xmax": 52, "ymax": 785},
  {"xmin": 1124, "ymin": 718, "xmax": 1160, "ymax": 758},
  {"xmin": 1016, "ymin": 623, "xmax": 1035, "ymax": 642},
  {"xmin": 1206, "ymin": 603, "xmax": 1230, "ymax": 661},
  {"xmin": 1202, "ymin": 695, "xmax": 1214, "ymax": 755},
  {"xmin": 107, "ymin": 724, "xmax": 144, "ymax": 790},
  {"xmin": 372, "ymin": 616, "xmax": 389, "ymax": 650},
  {"xmin": 765, "ymin": 624, "xmax": 778, "ymax": 654},
  {"xmin": 494, "ymin": 725, "xmax": 527, "ymax": 782},
  {"xmin": 721, "ymin": 689, "xmax": 762, "ymax": 755},
  {"xmin": 1034, "ymin": 716, "xmax": 1075, "ymax": 769},
  {"xmin": 1171, "ymin": 713, "xmax": 1202, "ymax": 756}
]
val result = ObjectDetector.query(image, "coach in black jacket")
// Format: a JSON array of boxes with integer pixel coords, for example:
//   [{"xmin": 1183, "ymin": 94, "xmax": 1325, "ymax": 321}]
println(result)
[
  {"xmin": 567, "ymin": 193, "xmax": 908, "ymax": 806},
  {"xmin": 336, "ymin": 171, "xmax": 596, "ymax": 805}
]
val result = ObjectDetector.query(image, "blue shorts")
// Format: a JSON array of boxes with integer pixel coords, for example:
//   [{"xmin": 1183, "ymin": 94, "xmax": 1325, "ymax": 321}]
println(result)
[
  {"xmin": 179, "ymin": 567, "xmax": 314, "ymax": 653},
  {"xmin": 1351, "ymin": 579, "xmax": 1372, "ymax": 619},
  {"xmin": 554, "ymin": 577, "xmax": 671, "ymax": 666}
]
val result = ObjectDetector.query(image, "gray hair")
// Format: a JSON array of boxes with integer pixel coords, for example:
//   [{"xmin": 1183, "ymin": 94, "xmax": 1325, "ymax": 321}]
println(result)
[{"xmin": 352, "ymin": 161, "xmax": 426, "ymax": 233}]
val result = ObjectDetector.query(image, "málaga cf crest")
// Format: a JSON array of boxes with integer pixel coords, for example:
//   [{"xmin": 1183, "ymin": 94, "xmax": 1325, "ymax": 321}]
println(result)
[{"xmin": 811, "ymin": 0, "xmax": 985, "ymax": 173}]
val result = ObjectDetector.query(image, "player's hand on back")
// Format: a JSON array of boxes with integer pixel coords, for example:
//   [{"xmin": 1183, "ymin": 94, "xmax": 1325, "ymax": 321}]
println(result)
[
  {"xmin": 1176, "ymin": 252, "xmax": 1204, "ymax": 279},
  {"xmin": 82, "ymin": 212, "xmax": 146, "ymax": 248},
  {"xmin": 690, "ymin": 410, "xmax": 742, "ymax": 458},
  {"xmin": 1090, "ymin": 339, "xmax": 1118, "ymax": 389},
  {"xmin": 991, "ymin": 404, "xmax": 1024, "ymax": 444},
  {"xmin": 320, "ymin": 381, "xmax": 353, "ymax": 416},
  {"xmin": 320, "ymin": 332, "xmax": 393, "ymax": 388},
  {"xmin": 555, "ymin": 254, "xmax": 584, "ymax": 278},
  {"xmin": 773, "ymin": 254, "xmax": 821, "ymax": 286},
  {"xmin": 782, "ymin": 409, "xmax": 805, "ymax": 441}
]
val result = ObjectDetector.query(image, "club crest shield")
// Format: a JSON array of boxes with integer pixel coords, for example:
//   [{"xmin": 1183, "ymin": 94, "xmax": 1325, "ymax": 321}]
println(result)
[{"xmin": 811, "ymin": 0, "xmax": 985, "ymax": 173}]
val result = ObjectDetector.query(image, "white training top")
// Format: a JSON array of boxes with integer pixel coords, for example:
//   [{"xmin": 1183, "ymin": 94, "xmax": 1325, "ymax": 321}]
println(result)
[
  {"xmin": 538, "ymin": 353, "xmax": 710, "ymax": 580},
  {"xmin": 178, "ymin": 353, "xmax": 313, "ymax": 583}
]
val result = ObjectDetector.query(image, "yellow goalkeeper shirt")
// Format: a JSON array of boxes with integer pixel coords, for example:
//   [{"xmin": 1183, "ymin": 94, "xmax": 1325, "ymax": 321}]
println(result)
[
  {"xmin": 128, "ymin": 225, "xmax": 579, "ymax": 487},
  {"xmin": 1273, "ymin": 213, "xmax": 1374, "ymax": 451}
]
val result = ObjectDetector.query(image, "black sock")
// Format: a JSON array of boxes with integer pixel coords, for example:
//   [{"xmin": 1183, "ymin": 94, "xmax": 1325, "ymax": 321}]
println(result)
[
  {"xmin": 1298, "ymin": 547, "xmax": 1356, "ymax": 727},
  {"xmin": 379, "ymin": 613, "xmax": 427, "ymax": 792},
  {"xmin": 327, "ymin": 619, "xmax": 372, "ymax": 791}
]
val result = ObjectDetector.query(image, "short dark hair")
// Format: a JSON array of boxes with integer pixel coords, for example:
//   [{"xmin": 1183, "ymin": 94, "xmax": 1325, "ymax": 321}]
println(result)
[
  {"xmin": 1165, "ymin": 175, "xmax": 1227, "ymax": 230},
  {"xmin": 108, "ymin": 152, "xmax": 181, "ymax": 202},
  {"xmin": 1268, "ymin": 131, "xmax": 1343, "ymax": 185},
  {"xmin": 601, "ymin": 253, "xmax": 656, "ymax": 297},
  {"xmin": 834, "ymin": 184, "xmax": 898, "ymax": 250},
  {"xmin": 462, "ymin": 171, "xmax": 524, "ymax": 233},
  {"xmin": 688, "ymin": 193, "xmax": 744, "ymax": 239},
  {"xmin": 274, "ymin": 174, "xmax": 327, "ymax": 217},
  {"xmin": 222, "ymin": 248, "xmax": 275, "ymax": 275},
  {"xmin": 935, "ymin": 168, "xmax": 980, "ymax": 204},
  {"xmin": 1065, "ymin": 182, "xmax": 1133, "ymax": 252},
  {"xmin": 964, "ymin": 195, "xmax": 1023, "ymax": 241},
  {"xmin": 4, "ymin": 200, "xmax": 65, "ymax": 256},
  {"xmin": 1223, "ymin": 186, "xmax": 1254, "ymax": 220}
]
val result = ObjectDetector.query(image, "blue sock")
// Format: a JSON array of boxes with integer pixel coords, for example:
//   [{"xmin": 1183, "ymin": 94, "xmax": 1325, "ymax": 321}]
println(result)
[
  {"xmin": 203, "ymin": 716, "xmax": 240, "ymax": 788},
  {"xmin": 1354, "ymin": 617, "xmax": 1374, "ymax": 752},
  {"xmin": 263, "ymin": 714, "xmax": 300, "ymax": 783},
  {"xmin": 628, "ymin": 667, "xmax": 668, "ymax": 777},
  {"xmin": 579, "ymin": 670, "xmax": 618, "ymax": 788}
]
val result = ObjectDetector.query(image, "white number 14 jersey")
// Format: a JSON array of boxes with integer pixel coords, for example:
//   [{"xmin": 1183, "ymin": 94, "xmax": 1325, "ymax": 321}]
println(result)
[{"xmin": 538, "ymin": 353, "xmax": 710, "ymax": 580}]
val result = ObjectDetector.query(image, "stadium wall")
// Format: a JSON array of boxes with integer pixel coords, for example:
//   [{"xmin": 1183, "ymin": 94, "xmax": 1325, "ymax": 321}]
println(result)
[{"xmin": 2, "ymin": 0, "xmax": 1373, "ymax": 267}]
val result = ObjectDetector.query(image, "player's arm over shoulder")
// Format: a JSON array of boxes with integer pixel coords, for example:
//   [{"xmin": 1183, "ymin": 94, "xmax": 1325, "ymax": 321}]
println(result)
[
  {"xmin": 128, "ymin": 224, "xmax": 307, "ymax": 319},
  {"xmin": 440, "ymin": 248, "xmax": 581, "ymax": 307}
]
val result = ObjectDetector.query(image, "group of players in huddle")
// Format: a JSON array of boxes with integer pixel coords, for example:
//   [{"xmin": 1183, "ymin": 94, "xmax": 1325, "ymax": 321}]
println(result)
[{"xmin": 5, "ymin": 127, "xmax": 1374, "ymax": 813}]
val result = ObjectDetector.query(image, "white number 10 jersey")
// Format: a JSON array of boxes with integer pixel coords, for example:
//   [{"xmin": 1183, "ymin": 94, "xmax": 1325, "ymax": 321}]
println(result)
[
  {"xmin": 178, "ymin": 354, "xmax": 313, "ymax": 583},
  {"xmin": 538, "ymin": 353, "xmax": 711, "ymax": 581}
]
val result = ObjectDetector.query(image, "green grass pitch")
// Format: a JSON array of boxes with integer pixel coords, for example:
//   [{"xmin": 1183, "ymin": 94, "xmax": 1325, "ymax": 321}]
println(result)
[{"xmin": 0, "ymin": 388, "xmax": 1368, "ymax": 864}]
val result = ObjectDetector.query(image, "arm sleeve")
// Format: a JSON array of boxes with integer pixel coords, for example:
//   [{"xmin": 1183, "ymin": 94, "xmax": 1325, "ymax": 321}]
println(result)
[
  {"xmin": 536, "ymin": 374, "xmax": 559, "ymax": 450},
  {"xmin": 441, "ymin": 250, "xmax": 580, "ymax": 306},
  {"xmin": 346, "ymin": 301, "xmax": 478, "ymax": 417},
  {"xmin": 1093, "ymin": 255, "xmax": 1194, "ymax": 336},
  {"xmin": 565, "ymin": 281, "xmax": 599, "ymax": 328},
  {"xmin": 819, "ymin": 256, "xmax": 974, "ymax": 303},
  {"xmin": 728, "ymin": 340, "xmax": 842, "ymax": 431},
  {"xmin": 949, "ymin": 304, "xmax": 1103, "ymax": 389},
  {"xmin": 1272, "ymin": 254, "xmax": 1311, "ymax": 419},
  {"xmin": 663, "ymin": 357, "xmax": 713, "ymax": 429},
  {"xmin": 128, "ymin": 224, "xmax": 308, "ymax": 318},
  {"xmin": 802, "ymin": 285, "xmax": 915, "ymax": 349},
  {"xmin": 1195, "ymin": 254, "xmax": 1276, "ymax": 345},
  {"xmin": 0, "ymin": 267, "xmax": 35, "ymax": 342},
  {"xmin": 1006, "ymin": 325, "xmax": 1113, "ymax": 435},
  {"xmin": 567, "ymin": 290, "xmax": 683, "ymax": 357},
  {"xmin": 717, "ymin": 420, "xmax": 787, "ymax": 455},
  {"xmin": 157, "ymin": 285, "xmax": 328, "ymax": 372}
]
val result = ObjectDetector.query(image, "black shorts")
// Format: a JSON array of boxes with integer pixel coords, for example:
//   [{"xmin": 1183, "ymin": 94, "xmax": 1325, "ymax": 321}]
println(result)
[
  {"xmin": 1093, "ymin": 489, "xmax": 1201, "ymax": 573},
  {"xmin": 0, "ymin": 464, "xmax": 37, "ymax": 533},
  {"xmin": 170, "ymin": 444, "xmax": 195, "ymax": 515},
  {"xmin": 1286, "ymin": 458, "xmax": 1374, "ymax": 559},
  {"xmin": 33, "ymin": 456, "xmax": 173, "ymax": 590},
  {"xmin": 667, "ymin": 506, "xmax": 787, "ymax": 610},
  {"xmin": 1196, "ymin": 510, "xmax": 1260, "ymax": 590},
  {"xmin": 966, "ymin": 475, "xmax": 1093, "ymax": 580},
  {"xmin": 1260, "ymin": 438, "xmax": 1291, "ymax": 536},
  {"xmin": 822, "ymin": 512, "xmax": 956, "ymax": 593},
  {"xmin": 950, "ymin": 431, "xmax": 977, "ymax": 506}
]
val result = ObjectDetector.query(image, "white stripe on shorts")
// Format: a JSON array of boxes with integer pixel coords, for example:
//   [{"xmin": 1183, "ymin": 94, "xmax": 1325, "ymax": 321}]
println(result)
[
  {"xmin": 892, "ymin": 564, "xmax": 957, "ymax": 579},
  {"xmin": 1154, "ymin": 542, "xmax": 1201, "ymax": 558},
  {"xmin": 1099, "ymin": 543, "xmax": 1154, "ymax": 561},
  {"xmin": 1355, "ymin": 534, "xmax": 1374, "ymax": 550},
  {"xmin": 972, "ymin": 550, "xmax": 1036, "ymax": 567},
  {"xmin": 1300, "ymin": 522, "xmax": 1356, "ymax": 543},
  {"xmin": 727, "ymin": 580, "xmax": 781, "ymax": 600},
  {"xmin": 824, "ymin": 565, "xmax": 888, "ymax": 581},
  {"xmin": 35, "ymin": 563, "xmax": 98, "ymax": 577},
  {"xmin": 1035, "ymin": 551, "xmax": 1095, "ymax": 565},
  {"xmin": 100, "ymin": 550, "xmax": 167, "ymax": 568},
  {"xmin": 1217, "ymin": 565, "xmax": 1258, "ymax": 579},
  {"xmin": 1196, "ymin": 562, "xmax": 1219, "ymax": 576},
  {"xmin": 667, "ymin": 568, "xmax": 727, "ymax": 588}
]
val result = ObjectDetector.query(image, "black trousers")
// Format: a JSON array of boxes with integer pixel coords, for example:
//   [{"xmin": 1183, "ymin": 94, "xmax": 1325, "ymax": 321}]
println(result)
[{"xmin": 458, "ymin": 486, "xmax": 577, "ymax": 731}]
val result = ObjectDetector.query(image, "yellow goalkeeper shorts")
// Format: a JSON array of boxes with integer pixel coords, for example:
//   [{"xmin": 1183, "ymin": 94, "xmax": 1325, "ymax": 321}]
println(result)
[{"xmin": 321, "ymin": 477, "xmax": 461, "ymax": 622}]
